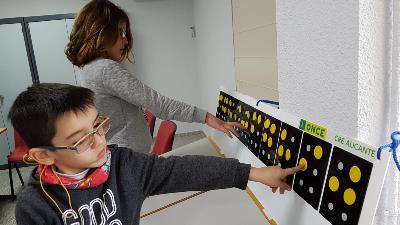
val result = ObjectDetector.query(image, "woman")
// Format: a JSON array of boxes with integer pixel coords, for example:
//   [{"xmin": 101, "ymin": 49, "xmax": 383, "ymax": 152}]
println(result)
[{"xmin": 65, "ymin": 0, "xmax": 241, "ymax": 153}]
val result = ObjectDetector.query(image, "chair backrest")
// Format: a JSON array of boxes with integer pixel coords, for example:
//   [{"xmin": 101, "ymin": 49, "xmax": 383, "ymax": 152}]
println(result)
[
  {"xmin": 144, "ymin": 110, "xmax": 156, "ymax": 137},
  {"xmin": 14, "ymin": 129, "xmax": 28, "ymax": 150},
  {"xmin": 7, "ymin": 129, "xmax": 30, "ymax": 162},
  {"xmin": 152, "ymin": 120, "xmax": 177, "ymax": 155}
]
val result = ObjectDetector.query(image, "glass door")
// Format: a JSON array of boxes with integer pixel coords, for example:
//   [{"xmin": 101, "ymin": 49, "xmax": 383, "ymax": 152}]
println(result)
[
  {"xmin": 0, "ymin": 23, "xmax": 33, "ymax": 165},
  {"xmin": 29, "ymin": 19, "xmax": 77, "ymax": 85}
]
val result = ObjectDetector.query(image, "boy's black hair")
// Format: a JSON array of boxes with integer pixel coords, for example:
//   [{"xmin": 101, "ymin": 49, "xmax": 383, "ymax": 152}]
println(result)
[{"xmin": 8, "ymin": 83, "xmax": 95, "ymax": 148}]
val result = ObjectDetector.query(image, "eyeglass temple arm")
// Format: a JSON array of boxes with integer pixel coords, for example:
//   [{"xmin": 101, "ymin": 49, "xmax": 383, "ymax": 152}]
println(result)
[{"xmin": 39, "ymin": 146, "xmax": 78, "ymax": 151}]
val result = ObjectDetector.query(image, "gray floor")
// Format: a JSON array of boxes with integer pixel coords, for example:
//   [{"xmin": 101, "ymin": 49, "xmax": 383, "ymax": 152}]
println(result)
[{"xmin": 0, "ymin": 131, "xmax": 206, "ymax": 225}]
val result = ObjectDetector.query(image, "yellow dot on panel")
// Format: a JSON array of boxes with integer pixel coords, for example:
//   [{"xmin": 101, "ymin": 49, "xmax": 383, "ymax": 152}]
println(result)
[
  {"xmin": 245, "ymin": 121, "xmax": 249, "ymax": 129},
  {"xmin": 257, "ymin": 115, "xmax": 262, "ymax": 124},
  {"xmin": 343, "ymin": 188, "xmax": 356, "ymax": 206},
  {"xmin": 349, "ymin": 166, "xmax": 361, "ymax": 183},
  {"xmin": 253, "ymin": 112, "xmax": 257, "ymax": 121},
  {"xmin": 299, "ymin": 158, "xmax": 307, "ymax": 171},
  {"xmin": 270, "ymin": 124, "xmax": 277, "ymax": 134},
  {"xmin": 241, "ymin": 120, "xmax": 245, "ymax": 126},
  {"xmin": 268, "ymin": 137, "xmax": 273, "ymax": 147},
  {"xmin": 238, "ymin": 105, "xmax": 242, "ymax": 113},
  {"xmin": 262, "ymin": 133, "xmax": 268, "ymax": 142},
  {"xmin": 314, "ymin": 145, "xmax": 323, "ymax": 160},
  {"xmin": 278, "ymin": 145, "xmax": 284, "ymax": 157},
  {"xmin": 246, "ymin": 111, "xmax": 250, "ymax": 119},
  {"xmin": 234, "ymin": 114, "xmax": 237, "ymax": 120},
  {"xmin": 219, "ymin": 95, "xmax": 223, "ymax": 101},
  {"xmin": 281, "ymin": 129, "xmax": 287, "ymax": 141},
  {"xmin": 264, "ymin": 119, "xmax": 270, "ymax": 129},
  {"xmin": 229, "ymin": 100, "xmax": 232, "ymax": 106},
  {"xmin": 329, "ymin": 176, "xmax": 340, "ymax": 192},
  {"xmin": 285, "ymin": 149, "xmax": 291, "ymax": 161},
  {"xmin": 250, "ymin": 124, "xmax": 255, "ymax": 133}
]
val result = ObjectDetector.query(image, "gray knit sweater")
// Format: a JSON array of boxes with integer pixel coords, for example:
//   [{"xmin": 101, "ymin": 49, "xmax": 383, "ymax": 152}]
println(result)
[{"xmin": 77, "ymin": 58, "xmax": 207, "ymax": 153}]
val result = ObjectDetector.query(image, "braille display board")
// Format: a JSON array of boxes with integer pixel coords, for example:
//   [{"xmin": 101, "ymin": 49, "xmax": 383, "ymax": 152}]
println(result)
[{"xmin": 211, "ymin": 87, "xmax": 390, "ymax": 225}]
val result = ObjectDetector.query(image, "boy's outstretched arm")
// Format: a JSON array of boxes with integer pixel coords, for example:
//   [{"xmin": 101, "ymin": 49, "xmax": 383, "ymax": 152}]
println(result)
[{"xmin": 249, "ymin": 165, "xmax": 304, "ymax": 194}]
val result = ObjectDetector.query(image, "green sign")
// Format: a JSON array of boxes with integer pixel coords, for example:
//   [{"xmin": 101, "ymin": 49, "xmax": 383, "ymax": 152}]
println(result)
[{"xmin": 299, "ymin": 119, "xmax": 327, "ymax": 140}]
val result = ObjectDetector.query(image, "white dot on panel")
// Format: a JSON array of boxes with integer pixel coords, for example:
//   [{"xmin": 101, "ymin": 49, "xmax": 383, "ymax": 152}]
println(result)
[
  {"xmin": 307, "ymin": 145, "xmax": 311, "ymax": 151},
  {"xmin": 255, "ymin": 143, "xmax": 258, "ymax": 148},
  {"xmin": 338, "ymin": 162, "xmax": 344, "ymax": 171},
  {"xmin": 313, "ymin": 169, "xmax": 318, "ymax": 176},
  {"xmin": 278, "ymin": 163, "xmax": 281, "ymax": 167},
  {"xmin": 267, "ymin": 154, "xmax": 270, "ymax": 159},
  {"xmin": 328, "ymin": 203, "xmax": 333, "ymax": 210},
  {"xmin": 263, "ymin": 150, "xmax": 266, "ymax": 155},
  {"xmin": 299, "ymin": 179, "xmax": 303, "ymax": 186},
  {"xmin": 251, "ymin": 140, "xmax": 253, "ymax": 144},
  {"xmin": 342, "ymin": 213, "xmax": 348, "ymax": 222},
  {"xmin": 309, "ymin": 187, "xmax": 314, "ymax": 194},
  {"xmin": 257, "ymin": 131, "xmax": 259, "ymax": 136},
  {"xmin": 291, "ymin": 137, "xmax": 295, "ymax": 143}
]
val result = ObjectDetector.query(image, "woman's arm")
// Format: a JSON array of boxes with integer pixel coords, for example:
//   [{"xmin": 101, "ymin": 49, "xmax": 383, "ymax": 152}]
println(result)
[
  {"xmin": 102, "ymin": 61, "xmax": 206, "ymax": 123},
  {"xmin": 102, "ymin": 60, "xmax": 243, "ymax": 137}
]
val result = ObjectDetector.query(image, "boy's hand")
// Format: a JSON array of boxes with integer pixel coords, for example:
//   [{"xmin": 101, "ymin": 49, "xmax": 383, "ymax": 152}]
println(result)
[{"xmin": 249, "ymin": 165, "xmax": 304, "ymax": 194}]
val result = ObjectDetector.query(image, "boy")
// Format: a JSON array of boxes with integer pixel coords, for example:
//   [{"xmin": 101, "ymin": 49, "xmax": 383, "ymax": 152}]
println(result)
[{"xmin": 10, "ymin": 83, "xmax": 302, "ymax": 225}]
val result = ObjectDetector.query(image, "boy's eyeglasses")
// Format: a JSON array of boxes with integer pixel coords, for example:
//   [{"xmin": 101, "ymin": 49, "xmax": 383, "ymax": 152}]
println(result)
[{"xmin": 40, "ymin": 116, "xmax": 110, "ymax": 154}]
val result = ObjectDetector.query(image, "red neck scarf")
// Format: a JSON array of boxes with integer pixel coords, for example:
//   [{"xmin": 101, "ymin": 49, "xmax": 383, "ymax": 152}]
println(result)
[{"xmin": 38, "ymin": 150, "xmax": 111, "ymax": 189}]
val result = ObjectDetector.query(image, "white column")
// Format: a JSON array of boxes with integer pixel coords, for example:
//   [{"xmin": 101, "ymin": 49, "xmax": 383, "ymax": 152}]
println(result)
[{"xmin": 277, "ymin": 0, "xmax": 400, "ymax": 224}]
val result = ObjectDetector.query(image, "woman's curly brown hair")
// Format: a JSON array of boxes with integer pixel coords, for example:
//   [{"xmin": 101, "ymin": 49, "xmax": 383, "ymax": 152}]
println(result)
[{"xmin": 65, "ymin": 0, "xmax": 133, "ymax": 67}]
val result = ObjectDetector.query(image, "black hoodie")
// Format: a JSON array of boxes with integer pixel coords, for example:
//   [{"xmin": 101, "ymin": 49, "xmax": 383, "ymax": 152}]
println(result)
[{"xmin": 15, "ymin": 145, "xmax": 251, "ymax": 225}]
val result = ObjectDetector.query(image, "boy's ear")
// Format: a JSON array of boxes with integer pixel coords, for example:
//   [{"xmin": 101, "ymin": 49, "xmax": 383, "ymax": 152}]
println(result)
[{"xmin": 29, "ymin": 148, "xmax": 55, "ymax": 165}]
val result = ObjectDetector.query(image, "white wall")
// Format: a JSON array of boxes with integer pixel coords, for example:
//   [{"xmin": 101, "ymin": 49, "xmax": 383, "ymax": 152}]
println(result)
[
  {"xmin": 193, "ymin": 0, "xmax": 236, "ymax": 116},
  {"xmin": 276, "ymin": 0, "xmax": 392, "ymax": 148},
  {"xmin": 277, "ymin": 0, "xmax": 392, "ymax": 144},
  {"xmin": 358, "ymin": 0, "xmax": 391, "ymax": 147},
  {"xmin": 277, "ymin": 0, "xmax": 360, "ymax": 138}
]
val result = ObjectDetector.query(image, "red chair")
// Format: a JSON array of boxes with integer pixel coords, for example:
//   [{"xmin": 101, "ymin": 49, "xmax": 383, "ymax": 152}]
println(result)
[
  {"xmin": 7, "ymin": 129, "xmax": 29, "ymax": 200},
  {"xmin": 144, "ymin": 110, "xmax": 156, "ymax": 138},
  {"xmin": 152, "ymin": 120, "xmax": 177, "ymax": 155}
]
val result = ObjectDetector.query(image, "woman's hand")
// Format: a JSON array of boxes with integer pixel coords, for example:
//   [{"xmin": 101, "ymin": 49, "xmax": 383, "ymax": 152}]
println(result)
[
  {"xmin": 205, "ymin": 112, "xmax": 244, "ymax": 138},
  {"xmin": 249, "ymin": 165, "xmax": 304, "ymax": 194}
]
